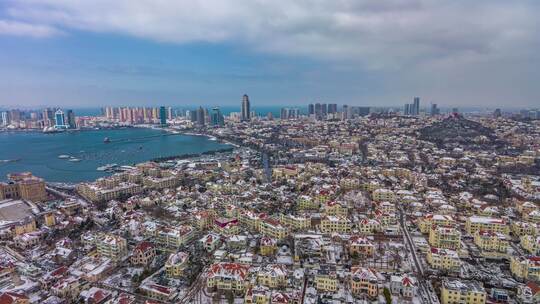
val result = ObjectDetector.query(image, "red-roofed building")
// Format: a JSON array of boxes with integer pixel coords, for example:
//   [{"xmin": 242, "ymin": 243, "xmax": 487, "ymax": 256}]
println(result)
[
  {"xmin": 517, "ymin": 281, "xmax": 540, "ymax": 303},
  {"xmin": 117, "ymin": 293, "xmax": 136, "ymax": 304},
  {"xmin": 130, "ymin": 241, "xmax": 155, "ymax": 266},
  {"xmin": 214, "ymin": 218, "xmax": 240, "ymax": 236},
  {"xmin": 207, "ymin": 262, "xmax": 252, "ymax": 294},
  {"xmin": 260, "ymin": 236, "xmax": 278, "ymax": 256},
  {"xmin": 140, "ymin": 284, "xmax": 176, "ymax": 302},
  {"xmin": 80, "ymin": 287, "xmax": 112, "ymax": 304},
  {"xmin": 348, "ymin": 235, "xmax": 375, "ymax": 257},
  {"xmin": 0, "ymin": 292, "xmax": 29, "ymax": 304},
  {"xmin": 390, "ymin": 274, "xmax": 416, "ymax": 300}
]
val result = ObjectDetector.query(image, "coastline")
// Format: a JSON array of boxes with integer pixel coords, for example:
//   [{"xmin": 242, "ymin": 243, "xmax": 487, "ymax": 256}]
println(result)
[
  {"xmin": 166, "ymin": 128, "xmax": 241, "ymax": 148},
  {"xmin": 0, "ymin": 126, "xmax": 134, "ymax": 134},
  {"xmin": 0, "ymin": 127, "xmax": 234, "ymax": 183}
]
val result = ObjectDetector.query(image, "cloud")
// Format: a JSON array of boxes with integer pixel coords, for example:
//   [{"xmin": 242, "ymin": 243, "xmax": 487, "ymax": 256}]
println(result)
[
  {"xmin": 2, "ymin": 0, "xmax": 538, "ymax": 68},
  {"xmin": 1, "ymin": 0, "xmax": 539, "ymax": 107},
  {"xmin": 0, "ymin": 19, "xmax": 62, "ymax": 37}
]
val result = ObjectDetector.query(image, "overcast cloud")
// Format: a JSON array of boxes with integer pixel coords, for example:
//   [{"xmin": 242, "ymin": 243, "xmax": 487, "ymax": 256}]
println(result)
[{"xmin": 0, "ymin": 0, "xmax": 539, "ymax": 107}]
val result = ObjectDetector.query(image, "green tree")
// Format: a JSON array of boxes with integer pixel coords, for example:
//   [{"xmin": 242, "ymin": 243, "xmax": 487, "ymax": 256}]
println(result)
[
  {"xmin": 383, "ymin": 287, "xmax": 392, "ymax": 304},
  {"xmin": 227, "ymin": 291, "xmax": 234, "ymax": 304}
]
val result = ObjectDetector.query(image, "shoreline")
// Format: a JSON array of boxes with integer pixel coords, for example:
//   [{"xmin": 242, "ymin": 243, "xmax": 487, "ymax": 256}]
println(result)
[
  {"xmin": 0, "ymin": 126, "xmax": 237, "ymax": 184},
  {"xmin": 0, "ymin": 126, "xmax": 138, "ymax": 134},
  {"xmin": 165, "ymin": 128, "xmax": 241, "ymax": 148}
]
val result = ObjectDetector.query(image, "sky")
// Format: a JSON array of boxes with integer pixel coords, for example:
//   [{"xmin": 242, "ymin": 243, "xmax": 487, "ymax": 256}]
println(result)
[{"xmin": 0, "ymin": 0, "xmax": 539, "ymax": 109}]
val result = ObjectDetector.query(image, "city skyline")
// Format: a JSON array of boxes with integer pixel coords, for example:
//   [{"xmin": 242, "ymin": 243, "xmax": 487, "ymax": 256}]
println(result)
[
  {"xmin": 1, "ymin": 1, "xmax": 539, "ymax": 107},
  {"xmin": 1, "ymin": 2, "xmax": 540, "ymax": 302}
]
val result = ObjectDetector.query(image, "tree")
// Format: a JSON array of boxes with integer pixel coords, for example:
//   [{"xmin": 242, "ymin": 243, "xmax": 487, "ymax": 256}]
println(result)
[
  {"xmin": 227, "ymin": 291, "xmax": 234, "ymax": 304},
  {"xmin": 383, "ymin": 287, "xmax": 392, "ymax": 304}
]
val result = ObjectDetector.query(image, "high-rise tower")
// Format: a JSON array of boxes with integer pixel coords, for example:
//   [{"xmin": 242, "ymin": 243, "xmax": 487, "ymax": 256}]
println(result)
[
  {"xmin": 241, "ymin": 94, "xmax": 251, "ymax": 122},
  {"xmin": 54, "ymin": 109, "xmax": 66, "ymax": 128},
  {"xmin": 159, "ymin": 106, "xmax": 167, "ymax": 126},
  {"xmin": 413, "ymin": 97, "xmax": 420, "ymax": 116}
]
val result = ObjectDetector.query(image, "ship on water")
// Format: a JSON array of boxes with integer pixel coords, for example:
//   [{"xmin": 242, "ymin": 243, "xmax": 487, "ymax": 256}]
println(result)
[
  {"xmin": 0, "ymin": 159, "xmax": 20, "ymax": 163},
  {"xmin": 97, "ymin": 163, "xmax": 118, "ymax": 172},
  {"xmin": 104, "ymin": 137, "xmax": 111, "ymax": 143}
]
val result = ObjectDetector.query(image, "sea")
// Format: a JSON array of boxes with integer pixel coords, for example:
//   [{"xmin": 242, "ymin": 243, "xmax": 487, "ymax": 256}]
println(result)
[{"xmin": 0, "ymin": 128, "xmax": 231, "ymax": 183}]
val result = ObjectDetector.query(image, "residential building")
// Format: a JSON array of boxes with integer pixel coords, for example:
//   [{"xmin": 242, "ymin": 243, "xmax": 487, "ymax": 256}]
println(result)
[
  {"xmin": 426, "ymin": 247, "xmax": 461, "ymax": 272},
  {"xmin": 259, "ymin": 219, "xmax": 289, "ymax": 239},
  {"xmin": 429, "ymin": 226, "xmax": 461, "ymax": 250},
  {"xmin": 165, "ymin": 252, "xmax": 189, "ymax": 278},
  {"xmin": 350, "ymin": 267, "xmax": 384, "ymax": 299},
  {"xmin": 130, "ymin": 241, "xmax": 155, "ymax": 266},
  {"xmin": 320, "ymin": 215, "xmax": 352, "ymax": 234},
  {"xmin": 440, "ymin": 278, "xmax": 486, "ymax": 304},
  {"xmin": 511, "ymin": 256, "xmax": 540, "ymax": 281},
  {"xmin": 473, "ymin": 230, "xmax": 508, "ymax": 253},
  {"xmin": 465, "ymin": 216, "xmax": 509, "ymax": 235},
  {"xmin": 348, "ymin": 235, "xmax": 375, "ymax": 257},
  {"xmin": 206, "ymin": 263, "xmax": 252, "ymax": 294},
  {"xmin": 257, "ymin": 264, "xmax": 288, "ymax": 288},
  {"xmin": 96, "ymin": 233, "xmax": 128, "ymax": 263}
]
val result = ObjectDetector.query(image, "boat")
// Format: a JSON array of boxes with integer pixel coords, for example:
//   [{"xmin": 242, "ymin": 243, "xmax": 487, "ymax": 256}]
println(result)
[
  {"xmin": 68, "ymin": 158, "xmax": 81, "ymax": 162},
  {"xmin": 58, "ymin": 155, "xmax": 71, "ymax": 159},
  {"xmin": 119, "ymin": 165, "xmax": 136, "ymax": 170},
  {"xmin": 104, "ymin": 137, "xmax": 111, "ymax": 143},
  {"xmin": 43, "ymin": 127, "xmax": 61, "ymax": 133},
  {"xmin": 97, "ymin": 163, "xmax": 118, "ymax": 171},
  {"xmin": 0, "ymin": 159, "xmax": 20, "ymax": 163}
]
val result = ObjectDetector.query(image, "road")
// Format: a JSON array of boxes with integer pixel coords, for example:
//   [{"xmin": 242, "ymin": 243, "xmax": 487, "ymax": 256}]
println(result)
[
  {"xmin": 178, "ymin": 268, "xmax": 207, "ymax": 304},
  {"xmin": 398, "ymin": 206, "xmax": 440, "ymax": 304},
  {"xmin": 95, "ymin": 281, "xmax": 170, "ymax": 304}
]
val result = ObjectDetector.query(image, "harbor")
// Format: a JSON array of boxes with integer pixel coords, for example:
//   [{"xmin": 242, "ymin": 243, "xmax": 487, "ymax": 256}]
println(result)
[{"xmin": 0, "ymin": 127, "xmax": 231, "ymax": 182}]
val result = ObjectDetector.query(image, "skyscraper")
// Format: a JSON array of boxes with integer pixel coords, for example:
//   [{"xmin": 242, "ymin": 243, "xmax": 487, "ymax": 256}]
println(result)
[
  {"xmin": 314, "ymin": 103, "xmax": 322, "ymax": 119},
  {"xmin": 280, "ymin": 107, "xmax": 300, "ymax": 120},
  {"xmin": 43, "ymin": 108, "xmax": 54, "ymax": 127},
  {"xmin": 54, "ymin": 109, "xmax": 66, "ymax": 129},
  {"xmin": 413, "ymin": 97, "xmax": 420, "ymax": 116},
  {"xmin": 159, "ymin": 106, "xmax": 167, "ymax": 126},
  {"xmin": 66, "ymin": 109, "xmax": 77, "ymax": 128},
  {"xmin": 328, "ymin": 104, "xmax": 338, "ymax": 114},
  {"xmin": 291, "ymin": 108, "xmax": 300, "ymax": 119},
  {"xmin": 126, "ymin": 107, "xmax": 133, "ymax": 124},
  {"xmin": 342, "ymin": 105, "xmax": 349, "ymax": 120},
  {"xmin": 142, "ymin": 107, "xmax": 149, "ymax": 122},
  {"xmin": 308, "ymin": 104, "xmax": 315, "ymax": 116},
  {"xmin": 104, "ymin": 107, "xmax": 114, "ymax": 119},
  {"xmin": 241, "ymin": 94, "xmax": 251, "ymax": 122},
  {"xmin": 358, "ymin": 107, "xmax": 371, "ymax": 117},
  {"xmin": 0, "ymin": 111, "xmax": 9, "ymax": 127},
  {"xmin": 211, "ymin": 107, "xmax": 225, "ymax": 127},
  {"xmin": 188, "ymin": 110, "xmax": 197, "ymax": 122},
  {"xmin": 9, "ymin": 110, "xmax": 20, "ymax": 123},
  {"xmin": 404, "ymin": 104, "xmax": 410, "ymax": 115},
  {"xmin": 280, "ymin": 108, "xmax": 288, "ymax": 120},
  {"xmin": 197, "ymin": 106, "xmax": 206, "ymax": 126},
  {"xmin": 430, "ymin": 104, "xmax": 440, "ymax": 116}
]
